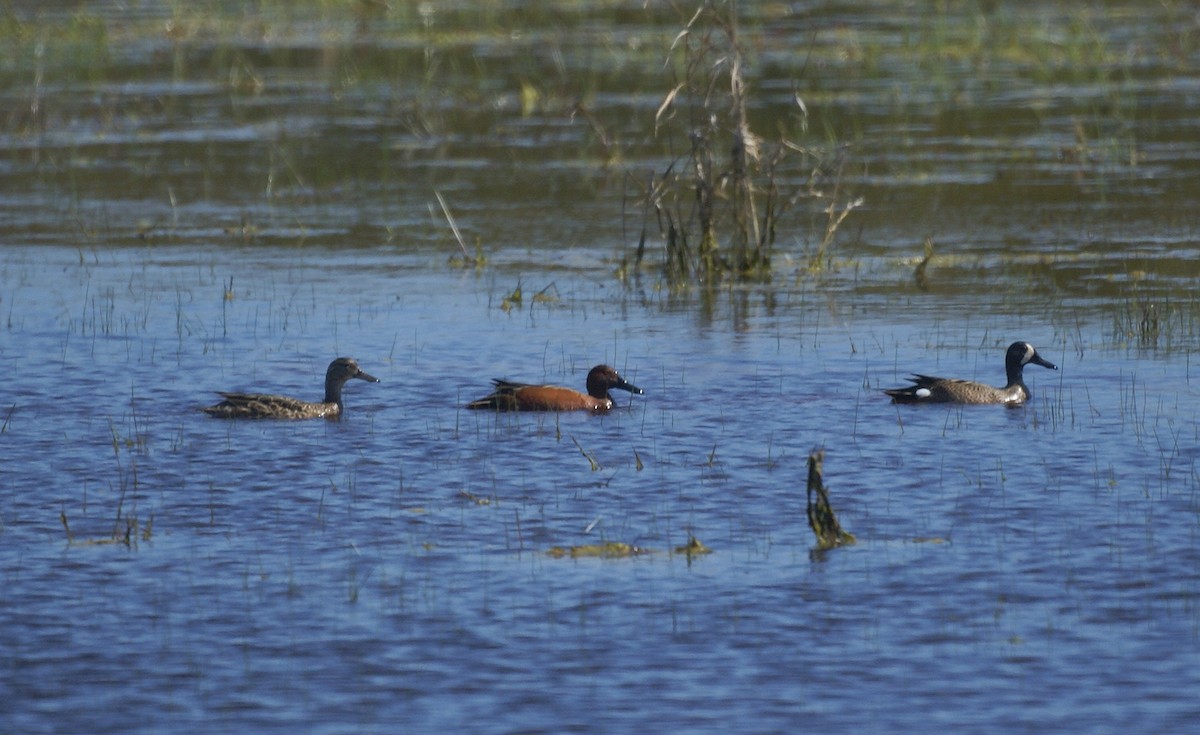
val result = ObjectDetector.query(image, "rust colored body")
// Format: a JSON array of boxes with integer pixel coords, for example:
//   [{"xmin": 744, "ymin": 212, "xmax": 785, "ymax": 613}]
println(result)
[{"xmin": 466, "ymin": 364, "xmax": 642, "ymax": 412}]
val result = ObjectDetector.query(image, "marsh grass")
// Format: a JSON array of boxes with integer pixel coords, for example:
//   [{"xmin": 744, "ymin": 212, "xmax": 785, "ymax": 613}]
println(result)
[
  {"xmin": 92, "ymin": 418, "xmax": 150, "ymax": 545},
  {"xmin": 4, "ymin": 1, "xmax": 1180, "ymax": 314},
  {"xmin": 1109, "ymin": 295, "xmax": 1200, "ymax": 353},
  {"xmin": 571, "ymin": 435, "xmax": 601, "ymax": 472},
  {"xmin": 60, "ymin": 509, "xmax": 151, "ymax": 549},
  {"xmin": 626, "ymin": 0, "xmax": 857, "ymax": 288},
  {"xmin": 435, "ymin": 190, "xmax": 487, "ymax": 269},
  {"xmin": 56, "ymin": 416, "xmax": 153, "ymax": 549}
]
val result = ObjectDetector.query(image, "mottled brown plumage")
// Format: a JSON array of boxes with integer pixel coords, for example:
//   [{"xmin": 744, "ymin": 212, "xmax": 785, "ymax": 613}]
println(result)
[
  {"xmin": 885, "ymin": 341, "xmax": 1057, "ymax": 405},
  {"xmin": 203, "ymin": 357, "xmax": 379, "ymax": 419}
]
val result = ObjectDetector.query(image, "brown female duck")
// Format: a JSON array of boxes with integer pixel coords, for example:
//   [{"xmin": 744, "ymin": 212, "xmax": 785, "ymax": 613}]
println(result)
[{"xmin": 203, "ymin": 357, "xmax": 380, "ymax": 419}]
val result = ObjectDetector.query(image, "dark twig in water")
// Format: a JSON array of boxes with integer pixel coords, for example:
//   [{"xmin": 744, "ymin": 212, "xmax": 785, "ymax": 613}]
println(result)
[
  {"xmin": 914, "ymin": 238, "xmax": 934, "ymax": 291},
  {"xmin": 806, "ymin": 449, "xmax": 856, "ymax": 550}
]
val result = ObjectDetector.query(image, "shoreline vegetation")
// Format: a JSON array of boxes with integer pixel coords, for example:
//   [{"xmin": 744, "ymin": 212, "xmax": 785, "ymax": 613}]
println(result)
[
  {"xmin": 0, "ymin": 1, "xmax": 1196, "ymax": 337},
  {"xmin": 616, "ymin": 1, "xmax": 861, "ymax": 287}
]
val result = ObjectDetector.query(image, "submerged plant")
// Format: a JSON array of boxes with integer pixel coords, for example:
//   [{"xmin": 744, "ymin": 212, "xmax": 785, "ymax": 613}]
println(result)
[
  {"xmin": 60, "ymin": 510, "xmax": 152, "ymax": 549},
  {"xmin": 570, "ymin": 435, "xmax": 602, "ymax": 472},
  {"xmin": 546, "ymin": 542, "xmax": 649, "ymax": 559},
  {"xmin": 805, "ymin": 449, "xmax": 855, "ymax": 550},
  {"xmin": 674, "ymin": 535, "xmax": 712, "ymax": 557}
]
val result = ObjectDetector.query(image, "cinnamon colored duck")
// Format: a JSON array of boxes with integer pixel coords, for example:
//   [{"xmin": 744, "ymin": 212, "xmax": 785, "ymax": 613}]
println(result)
[
  {"xmin": 202, "ymin": 357, "xmax": 379, "ymax": 419},
  {"xmin": 885, "ymin": 341, "xmax": 1057, "ymax": 405},
  {"xmin": 466, "ymin": 364, "xmax": 643, "ymax": 411}
]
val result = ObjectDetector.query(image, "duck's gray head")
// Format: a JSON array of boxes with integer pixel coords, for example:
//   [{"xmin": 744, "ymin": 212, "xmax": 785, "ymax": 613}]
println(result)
[
  {"xmin": 1006, "ymin": 342, "xmax": 1057, "ymax": 374},
  {"xmin": 324, "ymin": 357, "xmax": 380, "ymax": 404}
]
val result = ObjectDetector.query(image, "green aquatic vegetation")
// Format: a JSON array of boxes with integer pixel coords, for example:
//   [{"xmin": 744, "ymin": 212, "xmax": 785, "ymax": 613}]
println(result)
[
  {"xmin": 493, "ymin": 281, "xmax": 558, "ymax": 310},
  {"xmin": 571, "ymin": 435, "xmax": 601, "ymax": 472},
  {"xmin": 545, "ymin": 535, "xmax": 711, "ymax": 560},
  {"xmin": 674, "ymin": 535, "xmax": 711, "ymax": 557},
  {"xmin": 499, "ymin": 283, "xmax": 522, "ymax": 313},
  {"xmin": 60, "ymin": 510, "xmax": 152, "ymax": 548},
  {"xmin": 531, "ymin": 284, "xmax": 558, "ymax": 305},
  {"xmin": 546, "ymin": 541, "xmax": 648, "ymax": 559}
]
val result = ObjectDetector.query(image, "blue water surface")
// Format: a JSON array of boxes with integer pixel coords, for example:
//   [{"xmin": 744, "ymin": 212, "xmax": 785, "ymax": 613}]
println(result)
[
  {"xmin": 4, "ymin": 0, "xmax": 1200, "ymax": 729},
  {"xmin": 2, "ymin": 244, "xmax": 1198, "ymax": 734}
]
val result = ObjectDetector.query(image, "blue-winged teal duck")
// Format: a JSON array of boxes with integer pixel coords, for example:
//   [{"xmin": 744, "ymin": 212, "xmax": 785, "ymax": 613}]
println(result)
[
  {"xmin": 466, "ymin": 364, "xmax": 643, "ymax": 411},
  {"xmin": 202, "ymin": 357, "xmax": 380, "ymax": 419},
  {"xmin": 885, "ymin": 341, "xmax": 1057, "ymax": 405}
]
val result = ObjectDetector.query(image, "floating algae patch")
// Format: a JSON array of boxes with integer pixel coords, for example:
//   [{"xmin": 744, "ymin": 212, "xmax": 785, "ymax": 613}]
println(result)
[
  {"xmin": 673, "ymin": 536, "xmax": 712, "ymax": 557},
  {"xmin": 546, "ymin": 535, "xmax": 712, "ymax": 560},
  {"xmin": 805, "ymin": 450, "xmax": 856, "ymax": 550},
  {"xmin": 546, "ymin": 542, "xmax": 650, "ymax": 559},
  {"xmin": 60, "ymin": 511, "xmax": 152, "ymax": 549}
]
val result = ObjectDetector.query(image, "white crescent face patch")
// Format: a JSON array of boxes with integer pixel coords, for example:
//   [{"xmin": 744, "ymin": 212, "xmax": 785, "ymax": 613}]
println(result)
[
  {"xmin": 1020, "ymin": 342, "xmax": 1035, "ymax": 365},
  {"xmin": 915, "ymin": 387, "xmax": 932, "ymax": 399}
]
